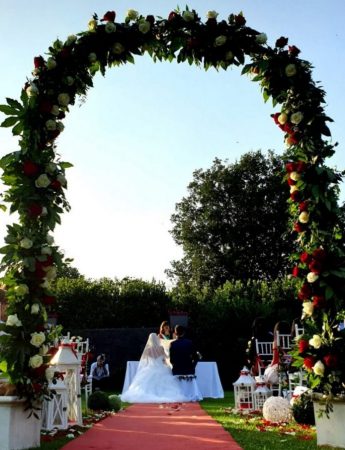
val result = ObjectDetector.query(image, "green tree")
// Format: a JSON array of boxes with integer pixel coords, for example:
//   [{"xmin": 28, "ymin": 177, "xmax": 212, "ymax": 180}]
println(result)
[{"xmin": 167, "ymin": 151, "xmax": 293, "ymax": 288}]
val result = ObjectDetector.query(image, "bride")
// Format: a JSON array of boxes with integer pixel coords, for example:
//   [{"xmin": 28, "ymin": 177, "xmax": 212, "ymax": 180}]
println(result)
[{"xmin": 120, "ymin": 333, "xmax": 188, "ymax": 403}]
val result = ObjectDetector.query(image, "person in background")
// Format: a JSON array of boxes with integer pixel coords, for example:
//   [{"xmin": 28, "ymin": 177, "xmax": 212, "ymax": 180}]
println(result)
[
  {"xmin": 90, "ymin": 354, "xmax": 109, "ymax": 392},
  {"xmin": 158, "ymin": 321, "xmax": 171, "ymax": 340}
]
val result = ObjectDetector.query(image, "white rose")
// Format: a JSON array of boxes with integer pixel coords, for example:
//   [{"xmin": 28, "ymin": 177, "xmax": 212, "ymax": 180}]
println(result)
[
  {"xmin": 88, "ymin": 19, "xmax": 97, "ymax": 32},
  {"xmin": 255, "ymin": 33, "xmax": 267, "ymax": 44},
  {"xmin": 46, "ymin": 162, "xmax": 57, "ymax": 174},
  {"xmin": 285, "ymin": 63, "xmax": 297, "ymax": 77},
  {"xmin": 214, "ymin": 35, "xmax": 227, "ymax": 46},
  {"xmin": 50, "ymin": 105, "xmax": 60, "ymax": 116},
  {"xmin": 307, "ymin": 272, "xmax": 319, "ymax": 283},
  {"xmin": 15, "ymin": 284, "xmax": 29, "ymax": 296},
  {"xmin": 45, "ymin": 266, "xmax": 57, "ymax": 281},
  {"xmin": 6, "ymin": 314, "xmax": 22, "ymax": 327},
  {"xmin": 20, "ymin": 238, "xmax": 33, "ymax": 249},
  {"xmin": 57, "ymin": 173, "xmax": 67, "ymax": 186},
  {"xmin": 302, "ymin": 301, "xmax": 314, "ymax": 317},
  {"xmin": 225, "ymin": 51, "xmax": 234, "ymax": 61},
  {"xmin": 35, "ymin": 173, "xmax": 51, "ymax": 188},
  {"xmin": 112, "ymin": 43, "xmax": 125, "ymax": 55},
  {"xmin": 290, "ymin": 185, "xmax": 298, "ymax": 194},
  {"xmin": 290, "ymin": 171, "xmax": 301, "ymax": 181},
  {"xmin": 30, "ymin": 332, "xmax": 46, "ymax": 348},
  {"xmin": 45, "ymin": 366, "xmax": 55, "ymax": 381},
  {"xmin": 88, "ymin": 52, "xmax": 97, "ymax": 63},
  {"xmin": 47, "ymin": 57, "xmax": 57, "ymax": 70},
  {"xmin": 56, "ymin": 122, "xmax": 64, "ymax": 132},
  {"xmin": 278, "ymin": 113, "xmax": 288, "ymax": 125},
  {"xmin": 105, "ymin": 22, "xmax": 116, "ymax": 33},
  {"xmin": 313, "ymin": 360, "xmax": 325, "ymax": 376},
  {"xmin": 47, "ymin": 234, "xmax": 54, "ymax": 245},
  {"xmin": 29, "ymin": 354, "xmax": 43, "ymax": 369},
  {"xmin": 182, "ymin": 10, "xmax": 195, "ymax": 22},
  {"xmin": 40, "ymin": 280, "xmax": 50, "ymax": 289},
  {"xmin": 39, "ymin": 344, "xmax": 49, "ymax": 356},
  {"xmin": 45, "ymin": 119, "xmax": 57, "ymax": 131},
  {"xmin": 138, "ymin": 20, "xmax": 151, "ymax": 34},
  {"xmin": 207, "ymin": 11, "xmax": 218, "ymax": 19},
  {"xmin": 309, "ymin": 334, "xmax": 322, "ymax": 349},
  {"xmin": 26, "ymin": 83, "xmax": 39, "ymax": 97},
  {"xmin": 65, "ymin": 76, "xmax": 74, "ymax": 86},
  {"xmin": 31, "ymin": 303, "xmax": 40, "ymax": 314},
  {"xmin": 290, "ymin": 112, "xmax": 303, "ymax": 125},
  {"xmin": 41, "ymin": 246, "xmax": 52, "ymax": 255},
  {"xmin": 41, "ymin": 207, "xmax": 48, "ymax": 216},
  {"xmin": 299, "ymin": 211, "xmax": 309, "ymax": 223},
  {"xmin": 57, "ymin": 93, "xmax": 70, "ymax": 107},
  {"xmin": 66, "ymin": 35, "xmax": 77, "ymax": 45},
  {"xmin": 127, "ymin": 9, "xmax": 139, "ymax": 21}
]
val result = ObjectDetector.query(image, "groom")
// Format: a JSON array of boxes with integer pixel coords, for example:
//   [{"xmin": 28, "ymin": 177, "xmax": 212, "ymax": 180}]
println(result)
[{"xmin": 170, "ymin": 325, "xmax": 199, "ymax": 376}]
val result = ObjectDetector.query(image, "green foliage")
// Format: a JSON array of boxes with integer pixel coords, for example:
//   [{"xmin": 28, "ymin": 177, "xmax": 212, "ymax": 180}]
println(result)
[
  {"xmin": 87, "ymin": 390, "xmax": 110, "ymax": 411},
  {"xmin": 108, "ymin": 394, "xmax": 122, "ymax": 412},
  {"xmin": 168, "ymin": 151, "xmax": 294, "ymax": 288},
  {"xmin": 292, "ymin": 393, "xmax": 315, "ymax": 425}
]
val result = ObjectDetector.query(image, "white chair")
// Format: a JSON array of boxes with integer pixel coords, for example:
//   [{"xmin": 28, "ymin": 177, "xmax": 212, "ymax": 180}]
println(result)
[
  {"xmin": 276, "ymin": 332, "xmax": 292, "ymax": 350},
  {"xmin": 255, "ymin": 339, "xmax": 273, "ymax": 376},
  {"xmin": 295, "ymin": 324, "xmax": 305, "ymax": 337}
]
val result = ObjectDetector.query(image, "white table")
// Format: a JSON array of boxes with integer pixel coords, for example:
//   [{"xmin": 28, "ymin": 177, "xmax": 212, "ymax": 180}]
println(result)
[{"xmin": 122, "ymin": 361, "xmax": 224, "ymax": 398}]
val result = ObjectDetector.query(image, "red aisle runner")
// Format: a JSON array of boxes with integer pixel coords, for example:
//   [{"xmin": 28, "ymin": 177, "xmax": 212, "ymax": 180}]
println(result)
[{"xmin": 62, "ymin": 402, "xmax": 243, "ymax": 450}]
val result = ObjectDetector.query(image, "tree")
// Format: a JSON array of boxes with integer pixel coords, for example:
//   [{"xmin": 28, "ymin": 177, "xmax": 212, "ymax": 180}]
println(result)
[{"xmin": 167, "ymin": 151, "xmax": 293, "ymax": 288}]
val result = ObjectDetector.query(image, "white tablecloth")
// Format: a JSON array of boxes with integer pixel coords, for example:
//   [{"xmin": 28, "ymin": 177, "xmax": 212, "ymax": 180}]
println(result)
[{"xmin": 122, "ymin": 361, "xmax": 224, "ymax": 398}]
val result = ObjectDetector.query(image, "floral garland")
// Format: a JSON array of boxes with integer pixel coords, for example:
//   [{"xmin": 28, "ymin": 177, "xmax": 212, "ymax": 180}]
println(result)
[{"xmin": 0, "ymin": 7, "xmax": 344, "ymax": 409}]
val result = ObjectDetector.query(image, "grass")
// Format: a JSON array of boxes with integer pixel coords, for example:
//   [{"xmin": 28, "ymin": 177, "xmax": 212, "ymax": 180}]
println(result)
[{"xmin": 29, "ymin": 391, "xmax": 342, "ymax": 450}]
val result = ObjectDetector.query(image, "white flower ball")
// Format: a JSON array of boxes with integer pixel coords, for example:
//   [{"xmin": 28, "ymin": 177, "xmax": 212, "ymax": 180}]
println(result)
[{"xmin": 262, "ymin": 396, "xmax": 292, "ymax": 422}]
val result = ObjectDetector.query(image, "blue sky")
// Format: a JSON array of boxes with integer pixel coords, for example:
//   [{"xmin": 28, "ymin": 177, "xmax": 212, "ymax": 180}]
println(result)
[{"xmin": 0, "ymin": 0, "xmax": 344, "ymax": 283}]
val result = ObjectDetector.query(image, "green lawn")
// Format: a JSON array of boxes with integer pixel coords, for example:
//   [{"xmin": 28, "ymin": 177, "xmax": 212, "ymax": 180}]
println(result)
[{"xmin": 30, "ymin": 391, "xmax": 342, "ymax": 450}]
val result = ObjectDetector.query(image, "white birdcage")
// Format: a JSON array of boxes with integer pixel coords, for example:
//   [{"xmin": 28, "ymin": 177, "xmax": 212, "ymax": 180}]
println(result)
[
  {"xmin": 50, "ymin": 344, "xmax": 82, "ymax": 426},
  {"xmin": 41, "ymin": 379, "xmax": 68, "ymax": 430},
  {"xmin": 233, "ymin": 366, "xmax": 256, "ymax": 411},
  {"xmin": 254, "ymin": 376, "xmax": 272, "ymax": 410}
]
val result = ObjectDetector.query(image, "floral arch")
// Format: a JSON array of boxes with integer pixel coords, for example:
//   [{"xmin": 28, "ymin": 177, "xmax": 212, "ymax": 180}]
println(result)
[{"xmin": 0, "ymin": 8, "xmax": 344, "ymax": 408}]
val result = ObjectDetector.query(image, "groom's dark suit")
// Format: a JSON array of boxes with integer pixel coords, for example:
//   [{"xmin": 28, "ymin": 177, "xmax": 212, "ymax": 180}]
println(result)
[{"xmin": 170, "ymin": 336, "xmax": 198, "ymax": 376}]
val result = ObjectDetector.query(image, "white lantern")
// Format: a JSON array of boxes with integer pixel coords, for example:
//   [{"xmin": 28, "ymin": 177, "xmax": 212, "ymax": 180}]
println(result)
[
  {"xmin": 254, "ymin": 376, "xmax": 272, "ymax": 410},
  {"xmin": 50, "ymin": 344, "xmax": 82, "ymax": 425},
  {"xmin": 41, "ymin": 379, "xmax": 68, "ymax": 430},
  {"xmin": 233, "ymin": 366, "xmax": 256, "ymax": 411}
]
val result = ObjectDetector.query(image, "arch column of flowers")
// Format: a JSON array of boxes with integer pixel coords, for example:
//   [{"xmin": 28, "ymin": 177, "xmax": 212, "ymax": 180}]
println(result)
[{"xmin": 0, "ymin": 7, "xmax": 344, "ymax": 408}]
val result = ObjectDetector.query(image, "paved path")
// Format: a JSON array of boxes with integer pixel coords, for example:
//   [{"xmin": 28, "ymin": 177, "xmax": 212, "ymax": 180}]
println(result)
[{"xmin": 62, "ymin": 403, "xmax": 243, "ymax": 450}]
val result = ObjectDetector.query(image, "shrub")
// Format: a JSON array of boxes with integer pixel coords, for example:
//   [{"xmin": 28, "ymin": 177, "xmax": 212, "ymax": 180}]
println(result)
[
  {"xmin": 87, "ymin": 390, "xmax": 110, "ymax": 411},
  {"xmin": 292, "ymin": 393, "xmax": 315, "ymax": 425},
  {"xmin": 108, "ymin": 394, "xmax": 122, "ymax": 411}
]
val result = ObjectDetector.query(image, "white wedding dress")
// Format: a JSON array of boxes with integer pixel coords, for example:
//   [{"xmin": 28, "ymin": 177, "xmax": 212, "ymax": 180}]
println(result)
[{"xmin": 120, "ymin": 333, "xmax": 188, "ymax": 403}]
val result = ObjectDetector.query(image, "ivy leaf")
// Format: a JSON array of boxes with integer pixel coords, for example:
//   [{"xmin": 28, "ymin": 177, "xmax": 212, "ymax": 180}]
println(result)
[
  {"xmin": 0, "ymin": 105, "xmax": 17, "ymax": 115},
  {"xmin": 1, "ymin": 116, "xmax": 19, "ymax": 128}
]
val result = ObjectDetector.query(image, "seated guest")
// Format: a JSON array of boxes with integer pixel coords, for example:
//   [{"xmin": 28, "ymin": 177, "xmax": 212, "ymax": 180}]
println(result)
[
  {"xmin": 158, "ymin": 320, "xmax": 171, "ymax": 340},
  {"xmin": 89, "ymin": 354, "xmax": 109, "ymax": 392}
]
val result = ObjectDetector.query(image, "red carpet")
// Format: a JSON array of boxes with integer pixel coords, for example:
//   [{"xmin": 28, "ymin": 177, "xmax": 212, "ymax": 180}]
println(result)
[{"xmin": 62, "ymin": 403, "xmax": 243, "ymax": 450}]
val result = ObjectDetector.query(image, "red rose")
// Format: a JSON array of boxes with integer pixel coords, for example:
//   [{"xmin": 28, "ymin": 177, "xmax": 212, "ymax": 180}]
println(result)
[
  {"xmin": 303, "ymin": 356, "xmax": 315, "ymax": 370},
  {"xmin": 299, "ymin": 201, "xmax": 309, "ymax": 212},
  {"xmin": 285, "ymin": 162, "xmax": 297, "ymax": 173},
  {"xmin": 286, "ymin": 132, "xmax": 300, "ymax": 145},
  {"xmin": 323, "ymin": 354, "xmax": 338, "ymax": 369},
  {"xmin": 298, "ymin": 339, "xmax": 309, "ymax": 354},
  {"xmin": 283, "ymin": 122, "xmax": 294, "ymax": 135},
  {"xmin": 312, "ymin": 295, "xmax": 326, "ymax": 309},
  {"xmin": 296, "ymin": 161, "xmax": 307, "ymax": 173},
  {"xmin": 42, "ymin": 295, "xmax": 56, "ymax": 305},
  {"xmin": 34, "ymin": 56, "xmax": 45, "ymax": 68},
  {"xmin": 168, "ymin": 11, "xmax": 178, "ymax": 21},
  {"xmin": 300, "ymin": 252, "xmax": 311, "ymax": 264},
  {"xmin": 298, "ymin": 283, "xmax": 312, "ymax": 300},
  {"xmin": 290, "ymin": 190, "xmax": 300, "ymax": 202},
  {"xmin": 292, "ymin": 266, "xmax": 300, "ymax": 277},
  {"xmin": 28, "ymin": 203, "xmax": 43, "ymax": 217},
  {"xmin": 294, "ymin": 222, "xmax": 305, "ymax": 233},
  {"xmin": 35, "ymin": 262, "xmax": 46, "ymax": 278},
  {"xmin": 312, "ymin": 248, "xmax": 327, "ymax": 261},
  {"xmin": 275, "ymin": 36, "xmax": 288, "ymax": 48},
  {"xmin": 309, "ymin": 259, "xmax": 323, "ymax": 274},
  {"xmin": 50, "ymin": 179, "xmax": 62, "ymax": 190},
  {"xmin": 23, "ymin": 161, "xmax": 39, "ymax": 177},
  {"xmin": 41, "ymin": 255, "xmax": 53, "ymax": 267},
  {"xmin": 47, "ymin": 130, "xmax": 60, "ymax": 141},
  {"xmin": 101, "ymin": 11, "xmax": 116, "ymax": 22},
  {"xmin": 287, "ymin": 178, "xmax": 296, "ymax": 186},
  {"xmin": 187, "ymin": 38, "xmax": 199, "ymax": 49},
  {"xmin": 39, "ymin": 100, "xmax": 54, "ymax": 114},
  {"xmin": 234, "ymin": 14, "xmax": 246, "ymax": 26},
  {"xmin": 146, "ymin": 15, "xmax": 155, "ymax": 25},
  {"xmin": 59, "ymin": 48, "xmax": 70, "ymax": 59},
  {"xmin": 288, "ymin": 45, "xmax": 300, "ymax": 56}
]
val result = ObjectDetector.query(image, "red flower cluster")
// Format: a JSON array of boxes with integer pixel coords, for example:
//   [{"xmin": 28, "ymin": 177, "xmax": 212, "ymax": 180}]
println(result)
[
  {"xmin": 298, "ymin": 339, "xmax": 309, "ymax": 354},
  {"xmin": 303, "ymin": 356, "xmax": 315, "ymax": 370},
  {"xmin": 101, "ymin": 11, "xmax": 116, "ymax": 22}
]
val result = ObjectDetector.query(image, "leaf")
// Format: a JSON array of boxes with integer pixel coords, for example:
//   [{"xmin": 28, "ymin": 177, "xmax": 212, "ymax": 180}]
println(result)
[
  {"xmin": 12, "ymin": 121, "xmax": 23, "ymax": 136},
  {"xmin": 0, "ymin": 116, "xmax": 19, "ymax": 128},
  {"xmin": 0, "ymin": 204, "xmax": 6, "ymax": 212},
  {"xmin": 325, "ymin": 285, "xmax": 334, "ymax": 300},
  {"xmin": 0, "ymin": 360, "xmax": 8, "ymax": 373},
  {"xmin": 59, "ymin": 161, "xmax": 74, "ymax": 169},
  {"xmin": 6, "ymin": 98, "xmax": 22, "ymax": 110},
  {"xmin": 0, "ymin": 105, "xmax": 16, "ymax": 115}
]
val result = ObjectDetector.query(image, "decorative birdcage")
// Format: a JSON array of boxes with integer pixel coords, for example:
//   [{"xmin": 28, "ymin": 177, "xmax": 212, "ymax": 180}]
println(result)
[
  {"xmin": 41, "ymin": 379, "xmax": 68, "ymax": 430},
  {"xmin": 254, "ymin": 376, "xmax": 272, "ymax": 410},
  {"xmin": 233, "ymin": 366, "xmax": 256, "ymax": 411},
  {"xmin": 50, "ymin": 344, "xmax": 82, "ymax": 425}
]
